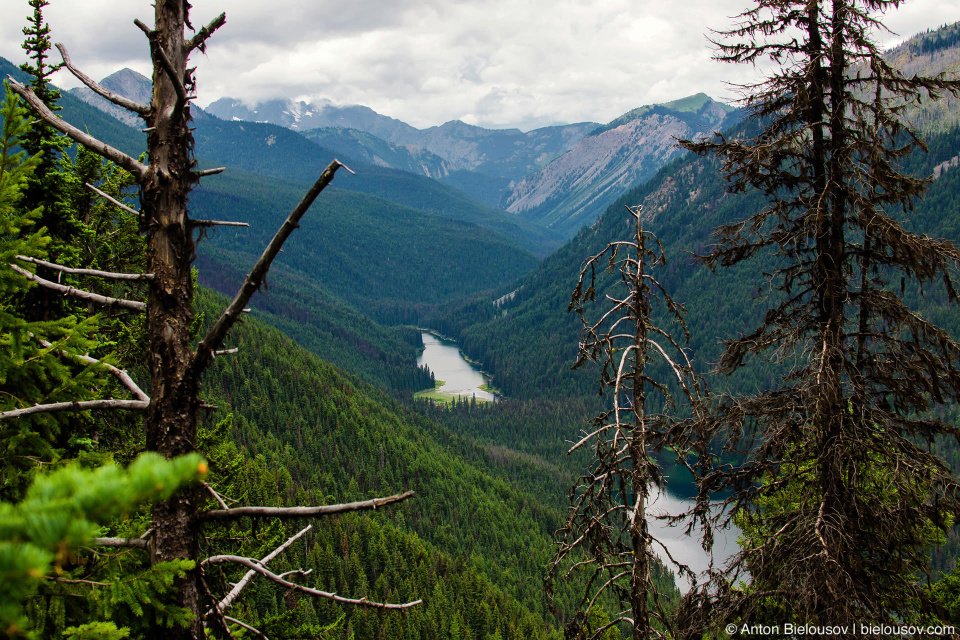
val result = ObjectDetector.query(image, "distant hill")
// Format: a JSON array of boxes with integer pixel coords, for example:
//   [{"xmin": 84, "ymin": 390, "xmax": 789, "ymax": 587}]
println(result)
[
  {"xmin": 68, "ymin": 68, "xmax": 152, "ymax": 127},
  {"xmin": 503, "ymin": 94, "xmax": 739, "ymax": 238}
]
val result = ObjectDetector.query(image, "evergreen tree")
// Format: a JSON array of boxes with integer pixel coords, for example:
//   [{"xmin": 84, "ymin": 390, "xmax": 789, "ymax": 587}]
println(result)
[
  {"xmin": 679, "ymin": 0, "xmax": 960, "ymax": 633},
  {"xmin": 5, "ymin": 3, "xmax": 421, "ymax": 637},
  {"xmin": 0, "ymin": 86, "xmax": 105, "ymax": 500},
  {"xmin": 18, "ymin": 0, "xmax": 78, "ymax": 298}
]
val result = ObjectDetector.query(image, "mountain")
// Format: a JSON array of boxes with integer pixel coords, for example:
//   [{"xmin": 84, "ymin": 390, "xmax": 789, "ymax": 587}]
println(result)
[
  {"xmin": 502, "ymin": 94, "xmax": 739, "ymax": 237},
  {"xmin": 188, "ymin": 114, "xmax": 564, "ymax": 256},
  {"xmin": 68, "ymin": 68, "xmax": 152, "ymax": 127},
  {"xmin": 300, "ymin": 126, "xmax": 456, "ymax": 179},
  {"xmin": 206, "ymin": 92, "xmax": 740, "ymax": 238},
  {"xmin": 447, "ymin": 27, "xmax": 960, "ymax": 402},
  {"xmin": 206, "ymin": 96, "xmax": 599, "ymax": 184},
  {"xmin": 189, "ymin": 167, "xmax": 540, "ymax": 325}
]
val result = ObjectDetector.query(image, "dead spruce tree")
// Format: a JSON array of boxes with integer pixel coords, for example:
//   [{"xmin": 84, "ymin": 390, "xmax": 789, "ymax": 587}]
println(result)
[
  {"xmin": 3, "ymin": 3, "xmax": 418, "ymax": 638},
  {"xmin": 547, "ymin": 205, "xmax": 705, "ymax": 640},
  {"xmin": 678, "ymin": 0, "xmax": 960, "ymax": 633}
]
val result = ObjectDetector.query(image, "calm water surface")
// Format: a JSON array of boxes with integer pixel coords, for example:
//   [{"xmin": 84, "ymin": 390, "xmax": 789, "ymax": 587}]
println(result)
[
  {"xmin": 417, "ymin": 332, "xmax": 496, "ymax": 401},
  {"xmin": 417, "ymin": 331, "xmax": 737, "ymax": 586}
]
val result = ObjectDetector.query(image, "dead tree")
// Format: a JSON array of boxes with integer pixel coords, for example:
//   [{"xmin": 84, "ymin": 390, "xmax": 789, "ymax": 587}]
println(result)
[
  {"xmin": 547, "ymin": 205, "xmax": 705, "ymax": 640},
  {"xmin": 4, "ymin": 3, "xmax": 418, "ymax": 637}
]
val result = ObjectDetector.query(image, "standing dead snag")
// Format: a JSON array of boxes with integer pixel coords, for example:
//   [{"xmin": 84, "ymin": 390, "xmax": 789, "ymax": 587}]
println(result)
[
  {"xmin": 547, "ymin": 205, "xmax": 704, "ymax": 640},
  {"xmin": 5, "ymin": 3, "xmax": 418, "ymax": 637}
]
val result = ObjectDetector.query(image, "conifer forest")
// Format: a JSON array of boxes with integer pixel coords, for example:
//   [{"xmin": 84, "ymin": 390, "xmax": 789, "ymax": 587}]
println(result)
[{"xmin": 3, "ymin": 0, "xmax": 960, "ymax": 638}]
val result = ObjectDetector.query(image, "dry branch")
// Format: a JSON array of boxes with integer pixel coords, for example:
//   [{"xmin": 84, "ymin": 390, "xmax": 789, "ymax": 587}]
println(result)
[
  {"xmin": 203, "ymin": 554, "xmax": 422, "ymax": 610},
  {"xmin": 11, "ymin": 264, "xmax": 146, "ymax": 312},
  {"xmin": 36, "ymin": 338, "xmax": 150, "ymax": 403},
  {"xmin": 188, "ymin": 13, "xmax": 227, "ymax": 52},
  {"xmin": 194, "ymin": 167, "xmax": 226, "ymax": 178},
  {"xmin": 6, "ymin": 78, "xmax": 147, "ymax": 180},
  {"xmin": 93, "ymin": 537, "xmax": 149, "ymax": 549},
  {"xmin": 85, "ymin": 182, "xmax": 141, "ymax": 218},
  {"xmin": 56, "ymin": 43, "xmax": 150, "ymax": 116},
  {"xmin": 16, "ymin": 255, "xmax": 153, "ymax": 282},
  {"xmin": 188, "ymin": 160, "xmax": 348, "ymax": 381},
  {"xmin": 223, "ymin": 617, "xmax": 267, "ymax": 639},
  {"xmin": 0, "ymin": 399, "xmax": 149, "ymax": 421},
  {"xmin": 190, "ymin": 220, "xmax": 249, "ymax": 228},
  {"xmin": 216, "ymin": 525, "xmax": 312, "ymax": 613},
  {"xmin": 201, "ymin": 490, "xmax": 414, "ymax": 522}
]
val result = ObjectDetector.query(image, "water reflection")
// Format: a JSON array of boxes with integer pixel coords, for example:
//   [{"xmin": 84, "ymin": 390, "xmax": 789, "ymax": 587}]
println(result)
[
  {"xmin": 417, "ymin": 332, "xmax": 496, "ymax": 402},
  {"xmin": 646, "ymin": 486, "xmax": 740, "ymax": 590}
]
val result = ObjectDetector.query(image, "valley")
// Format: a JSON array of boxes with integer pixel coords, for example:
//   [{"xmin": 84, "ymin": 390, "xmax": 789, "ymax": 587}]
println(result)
[{"xmin": 3, "ymin": 10, "xmax": 960, "ymax": 639}]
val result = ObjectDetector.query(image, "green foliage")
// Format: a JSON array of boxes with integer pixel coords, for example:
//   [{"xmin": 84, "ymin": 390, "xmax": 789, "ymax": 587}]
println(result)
[
  {"xmin": 194, "ymin": 291, "xmax": 579, "ymax": 638},
  {"xmin": 191, "ymin": 168, "xmax": 538, "ymax": 326},
  {"xmin": 0, "ymin": 85, "xmax": 110, "ymax": 498},
  {"xmin": 0, "ymin": 452, "xmax": 206, "ymax": 638}
]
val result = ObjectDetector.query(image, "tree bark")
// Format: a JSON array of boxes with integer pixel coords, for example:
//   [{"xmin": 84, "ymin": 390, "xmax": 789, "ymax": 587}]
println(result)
[{"xmin": 138, "ymin": 4, "xmax": 204, "ymax": 638}]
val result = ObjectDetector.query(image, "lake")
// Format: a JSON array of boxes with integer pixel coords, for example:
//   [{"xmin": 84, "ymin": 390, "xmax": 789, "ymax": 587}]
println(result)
[
  {"xmin": 416, "ymin": 332, "xmax": 496, "ymax": 402},
  {"xmin": 416, "ymin": 330, "xmax": 738, "ymax": 587}
]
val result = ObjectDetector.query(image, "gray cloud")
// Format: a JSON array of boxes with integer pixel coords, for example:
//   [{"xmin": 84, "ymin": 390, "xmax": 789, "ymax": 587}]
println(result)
[{"xmin": 0, "ymin": 0, "xmax": 955, "ymax": 131}]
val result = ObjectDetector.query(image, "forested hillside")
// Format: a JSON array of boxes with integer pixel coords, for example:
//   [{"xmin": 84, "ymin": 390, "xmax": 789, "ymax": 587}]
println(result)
[
  {"xmin": 453, "ymin": 121, "xmax": 960, "ymax": 401},
  {"xmin": 190, "ymin": 168, "xmax": 538, "ymax": 325}
]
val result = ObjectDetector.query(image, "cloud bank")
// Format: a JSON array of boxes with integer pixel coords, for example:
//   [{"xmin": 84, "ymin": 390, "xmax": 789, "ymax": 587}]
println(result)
[{"xmin": 0, "ymin": 0, "xmax": 954, "ymax": 130}]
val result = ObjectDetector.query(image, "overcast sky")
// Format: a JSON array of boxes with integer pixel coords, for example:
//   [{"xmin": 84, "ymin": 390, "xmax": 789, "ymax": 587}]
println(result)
[{"xmin": 0, "ymin": 1, "xmax": 955, "ymax": 131}]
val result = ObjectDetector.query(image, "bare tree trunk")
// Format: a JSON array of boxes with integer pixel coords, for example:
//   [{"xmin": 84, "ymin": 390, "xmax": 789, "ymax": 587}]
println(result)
[
  {"xmin": 630, "ymin": 223, "xmax": 651, "ymax": 640},
  {"xmin": 139, "ymin": 3, "xmax": 202, "ymax": 637}
]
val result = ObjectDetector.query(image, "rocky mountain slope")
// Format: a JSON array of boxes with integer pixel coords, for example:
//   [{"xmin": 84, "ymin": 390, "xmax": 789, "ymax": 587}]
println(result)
[
  {"xmin": 205, "ymin": 96, "xmax": 598, "ymax": 184},
  {"xmin": 503, "ymin": 94, "xmax": 738, "ymax": 237}
]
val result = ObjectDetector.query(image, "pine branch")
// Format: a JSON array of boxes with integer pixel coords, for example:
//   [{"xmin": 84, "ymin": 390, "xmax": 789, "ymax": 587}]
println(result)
[
  {"xmin": 11, "ymin": 264, "xmax": 146, "ymax": 311},
  {"xmin": 55, "ymin": 43, "xmax": 150, "ymax": 116},
  {"xmin": 201, "ymin": 490, "xmax": 415, "ymax": 522},
  {"xmin": 187, "ymin": 160, "xmax": 348, "ymax": 382},
  {"xmin": 203, "ymin": 555, "xmax": 422, "ymax": 610},
  {"xmin": 16, "ymin": 255, "xmax": 154, "ymax": 281},
  {"xmin": 6, "ymin": 77, "xmax": 148, "ymax": 180},
  {"xmin": 216, "ymin": 525, "xmax": 311, "ymax": 613}
]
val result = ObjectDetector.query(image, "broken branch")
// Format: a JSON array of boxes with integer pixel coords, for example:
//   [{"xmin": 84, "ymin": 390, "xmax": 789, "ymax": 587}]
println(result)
[
  {"xmin": 194, "ymin": 167, "xmax": 226, "ymax": 178},
  {"xmin": 56, "ymin": 43, "xmax": 150, "ymax": 116},
  {"xmin": 190, "ymin": 220, "xmax": 249, "ymax": 228},
  {"xmin": 93, "ymin": 537, "xmax": 150, "ymax": 549},
  {"xmin": 85, "ymin": 182, "xmax": 141, "ymax": 218},
  {"xmin": 16, "ymin": 255, "xmax": 153, "ymax": 282},
  {"xmin": 201, "ymin": 490, "xmax": 414, "ymax": 522},
  {"xmin": 187, "ymin": 13, "xmax": 227, "ymax": 52},
  {"xmin": 6, "ymin": 78, "xmax": 147, "ymax": 180},
  {"xmin": 11, "ymin": 264, "xmax": 146, "ymax": 312}
]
